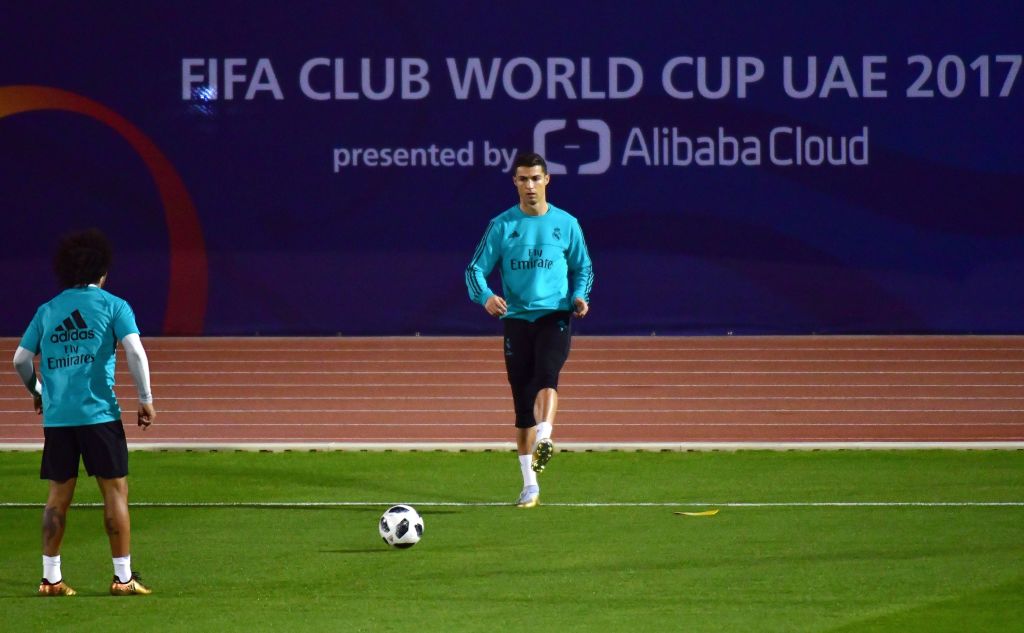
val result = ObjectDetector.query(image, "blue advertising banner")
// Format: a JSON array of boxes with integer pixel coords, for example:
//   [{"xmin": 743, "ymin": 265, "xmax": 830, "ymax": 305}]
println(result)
[{"xmin": 2, "ymin": 2, "xmax": 1022, "ymax": 335}]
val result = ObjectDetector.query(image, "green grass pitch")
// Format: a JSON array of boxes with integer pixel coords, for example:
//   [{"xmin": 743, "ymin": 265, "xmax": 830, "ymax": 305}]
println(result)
[{"xmin": 1, "ymin": 450, "xmax": 1022, "ymax": 632}]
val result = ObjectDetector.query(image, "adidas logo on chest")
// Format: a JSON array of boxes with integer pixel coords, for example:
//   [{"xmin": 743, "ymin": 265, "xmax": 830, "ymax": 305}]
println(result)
[{"xmin": 50, "ymin": 310, "xmax": 96, "ymax": 343}]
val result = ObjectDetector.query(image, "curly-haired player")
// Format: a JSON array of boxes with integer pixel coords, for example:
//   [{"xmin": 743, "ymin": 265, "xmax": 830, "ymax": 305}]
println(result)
[{"xmin": 13, "ymin": 228, "xmax": 156, "ymax": 596}]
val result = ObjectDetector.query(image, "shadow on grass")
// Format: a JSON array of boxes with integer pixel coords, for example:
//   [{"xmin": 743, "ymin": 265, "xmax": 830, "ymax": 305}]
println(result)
[{"xmin": 0, "ymin": 580, "xmax": 113, "ymax": 600}]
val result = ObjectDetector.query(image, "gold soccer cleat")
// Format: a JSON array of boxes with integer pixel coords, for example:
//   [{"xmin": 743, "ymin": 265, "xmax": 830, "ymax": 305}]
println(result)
[
  {"xmin": 38, "ymin": 579, "xmax": 77, "ymax": 596},
  {"xmin": 110, "ymin": 572, "xmax": 153, "ymax": 596}
]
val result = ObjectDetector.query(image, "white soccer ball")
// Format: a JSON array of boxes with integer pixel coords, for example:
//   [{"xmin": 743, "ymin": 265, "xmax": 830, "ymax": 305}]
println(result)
[{"xmin": 379, "ymin": 504, "xmax": 424, "ymax": 548}]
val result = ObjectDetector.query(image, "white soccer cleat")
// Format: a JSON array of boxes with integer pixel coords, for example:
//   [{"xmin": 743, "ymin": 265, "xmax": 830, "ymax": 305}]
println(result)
[{"xmin": 516, "ymin": 485, "xmax": 540, "ymax": 508}]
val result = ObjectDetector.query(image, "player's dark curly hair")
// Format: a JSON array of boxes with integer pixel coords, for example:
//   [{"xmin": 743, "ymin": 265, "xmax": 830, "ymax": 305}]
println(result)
[
  {"xmin": 511, "ymin": 152, "xmax": 548, "ymax": 174},
  {"xmin": 53, "ymin": 229, "xmax": 112, "ymax": 288}
]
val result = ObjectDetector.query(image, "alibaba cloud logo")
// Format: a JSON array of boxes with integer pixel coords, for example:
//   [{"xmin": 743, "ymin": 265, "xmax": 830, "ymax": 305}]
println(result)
[
  {"xmin": 533, "ymin": 118, "xmax": 611, "ymax": 175},
  {"xmin": 0, "ymin": 85, "xmax": 207, "ymax": 335}
]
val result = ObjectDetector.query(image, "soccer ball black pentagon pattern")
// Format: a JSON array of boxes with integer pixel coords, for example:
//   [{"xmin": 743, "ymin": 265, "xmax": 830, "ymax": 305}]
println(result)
[{"xmin": 379, "ymin": 504, "xmax": 424, "ymax": 548}]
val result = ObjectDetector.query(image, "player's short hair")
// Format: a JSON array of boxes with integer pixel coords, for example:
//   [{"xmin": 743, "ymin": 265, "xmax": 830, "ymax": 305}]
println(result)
[
  {"xmin": 53, "ymin": 229, "xmax": 112, "ymax": 288},
  {"xmin": 511, "ymin": 152, "xmax": 548, "ymax": 174}
]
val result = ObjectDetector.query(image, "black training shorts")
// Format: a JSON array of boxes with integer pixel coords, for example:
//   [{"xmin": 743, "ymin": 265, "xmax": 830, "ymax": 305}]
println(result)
[
  {"xmin": 503, "ymin": 311, "xmax": 574, "ymax": 428},
  {"xmin": 40, "ymin": 420, "xmax": 129, "ymax": 481}
]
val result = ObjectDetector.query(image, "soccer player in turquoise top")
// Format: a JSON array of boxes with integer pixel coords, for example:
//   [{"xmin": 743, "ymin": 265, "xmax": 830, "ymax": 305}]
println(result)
[
  {"xmin": 466, "ymin": 152, "xmax": 594, "ymax": 508},
  {"xmin": 13, "ymin": 229, "xmax": 156, "ymax": 596}
]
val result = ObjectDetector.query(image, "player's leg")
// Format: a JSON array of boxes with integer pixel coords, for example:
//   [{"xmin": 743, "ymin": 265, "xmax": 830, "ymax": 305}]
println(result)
[
  {"xmin": 529, "ymin": 311, "xmax": 573, "ymax": 472},
  {"xmin": 530, "ymin": 388, "xmax": 558, "ymax": 471},
  {"xmin": 95, "ymin": 476, "xmax": 148, "ymax": 594},
  {"xmin": 503, "ymin": 318, "xmax": 540, "ymax": 507},
  {"xmin": 96, "ymin": 476, "xmax": 130, "ymax": 558},
  {"xmin": 82, "ymin": 421, "xmax": 151, "ymax": 595},
  {"xmin": 516, "ymin": 426, "xmax": 537, "ymax": 457},
  {"xmin": 38, "ymin": 427, "xmax": 79, "ymax": 596},
  {"xmin": 39, "ymin": 478, "xmax": 77, "ymax": 596},
  {"xmin": 533, "ymin": 388, "xmax": 558, "ymax": 434},
  {"xmin": 42, "ymin": 479, "xmax": 76, "ymax": 556}
]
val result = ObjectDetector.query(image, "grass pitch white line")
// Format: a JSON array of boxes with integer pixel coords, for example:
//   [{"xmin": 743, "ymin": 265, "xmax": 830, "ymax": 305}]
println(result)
[{"xmin": 0, "ymin": 500, "xmax": 1021, "ymax": 509}]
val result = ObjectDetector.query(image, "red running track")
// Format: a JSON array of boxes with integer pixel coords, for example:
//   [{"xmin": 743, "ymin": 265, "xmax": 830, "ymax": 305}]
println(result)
[{"xmin": 2, "ymin": 336, "xmax": 1023, "ymax": 446}]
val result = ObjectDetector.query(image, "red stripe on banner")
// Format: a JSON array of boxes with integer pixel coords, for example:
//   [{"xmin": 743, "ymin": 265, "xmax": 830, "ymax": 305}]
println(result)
[{"xmin": 0, "ymin": 85, "xmax": 208, "ymax": 335}]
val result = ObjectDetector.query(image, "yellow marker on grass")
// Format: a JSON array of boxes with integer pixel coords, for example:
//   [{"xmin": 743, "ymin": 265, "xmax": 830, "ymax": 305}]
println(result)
[{"xmin": 673, "ymin": 509, "xmax": 720, "ymax": 517}]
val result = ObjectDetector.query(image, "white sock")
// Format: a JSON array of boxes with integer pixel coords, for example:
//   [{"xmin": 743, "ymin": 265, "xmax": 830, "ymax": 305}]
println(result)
[
  {"xmin": 113, "ymin": 555, "xmax": 131, "ymax": 583},
  {"xmin": 519, "ymin": 455, "xmax": 538, "ymax": 488},
  {"xmin": 43, "ymin": 555, "xmax": 62, "ymax": 583},
  {"xmin": 535, "ymin": 421, "xmax": 553, "ymax": 443}
]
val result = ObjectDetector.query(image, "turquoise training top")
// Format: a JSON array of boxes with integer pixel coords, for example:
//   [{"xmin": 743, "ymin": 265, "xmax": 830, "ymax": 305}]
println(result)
[
  {"xmin": 466, "ymin": 203, "xmax": 594, "ymax": 322},
  {"xmin": 19, "ymin": 286, "xmax": 140, "ymax": 427}
]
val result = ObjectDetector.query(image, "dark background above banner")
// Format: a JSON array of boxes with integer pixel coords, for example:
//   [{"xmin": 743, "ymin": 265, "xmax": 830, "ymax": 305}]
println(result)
[{"xmin": 2, "ymin": 2, "xmax": 1022, "ymax": 335}]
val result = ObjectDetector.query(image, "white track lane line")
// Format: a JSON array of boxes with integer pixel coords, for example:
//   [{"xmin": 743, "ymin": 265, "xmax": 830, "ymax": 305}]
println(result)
[
  {"xmin": 10, "ymin": 383, "xmax": 1019, "ymax": 388},
  {"xmin": 140, "ymin": 359, "xmax": 1024, "ymax": 363},
  {"xmin": 3, "ymin": 407, "xmax": 1023, "ymax": 414},
  {"xmin": 8, "ymin": 393, "xmax": 1024, "ymax": 399},
  {"xmin": 4, "ymin": 408, "xmax": 1024, "ymax": 414},
  {"xmin": 2, "ymin": 439, "xmax": 1023, "ymax": 446},
  {"xmin": 2, "ymin": 421, "xmax": 1018, "ymax": 427},
  {"xmin": 139, "ymin": 347, "xmax": 1024, "ymax": 352},
  {"xmin": 105, "ymin": 366, "xmax": 1024, "ymax": 372}
]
